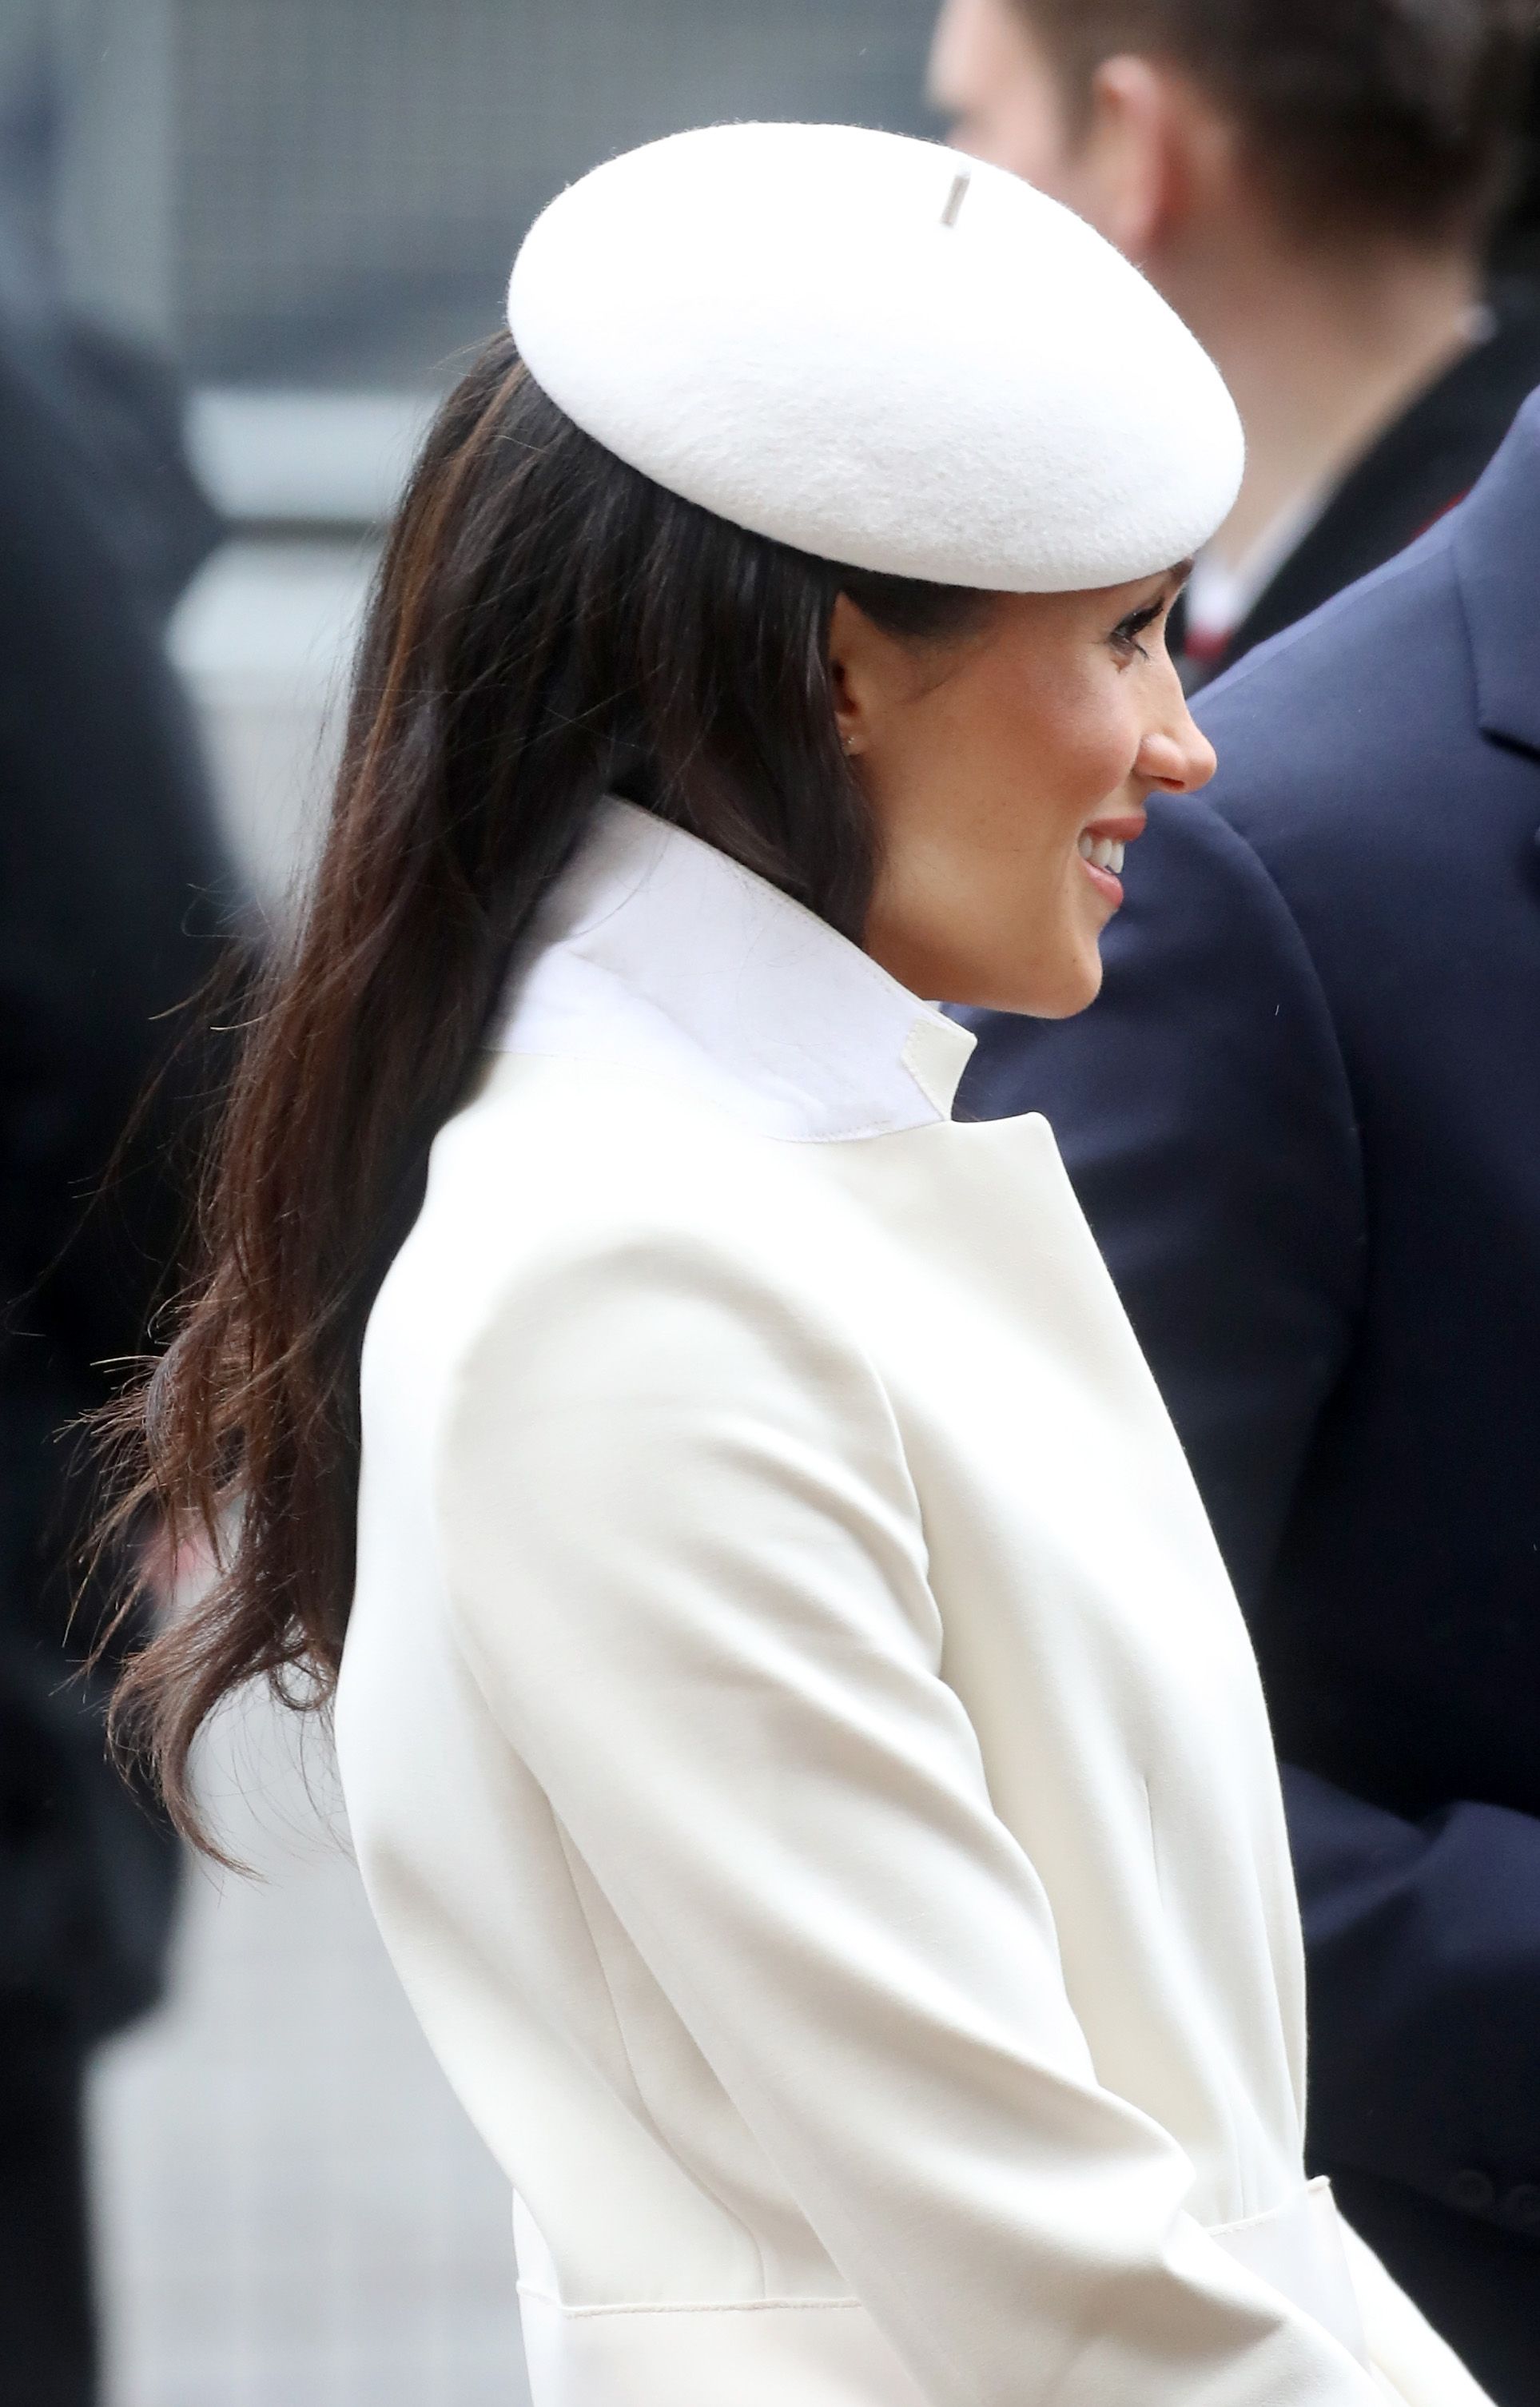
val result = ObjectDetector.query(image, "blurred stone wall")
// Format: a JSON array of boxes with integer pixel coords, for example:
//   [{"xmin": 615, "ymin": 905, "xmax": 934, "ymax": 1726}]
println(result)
[{"xmin": 38, "ymin": 0, "xmax": 941, "ymax": 385}]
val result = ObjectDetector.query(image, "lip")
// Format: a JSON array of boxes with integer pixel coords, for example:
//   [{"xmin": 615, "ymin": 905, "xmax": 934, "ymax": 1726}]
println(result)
[
  {"xmin": 1078, "ymin": 810, "xmax": 1147, "ymax": 913},
  {"xmin": 1081, "ymin": 856, "xmax": 1124, "ymax": 908},
  {"xmin": 1083, "ymin": 810, "xmax": 1148, "ymax": 843}
]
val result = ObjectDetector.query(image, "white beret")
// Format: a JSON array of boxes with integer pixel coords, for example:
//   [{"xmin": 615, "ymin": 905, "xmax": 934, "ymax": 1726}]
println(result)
[{"xmin": 507, "ymin": 121, "xmax": 1243, "ymax": 595}]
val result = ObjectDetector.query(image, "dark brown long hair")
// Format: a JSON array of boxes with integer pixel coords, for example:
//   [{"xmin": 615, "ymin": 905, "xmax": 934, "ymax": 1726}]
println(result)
[{"xmin": 97, "ymin": 334, "xmax": 982, "ymax": 1849}]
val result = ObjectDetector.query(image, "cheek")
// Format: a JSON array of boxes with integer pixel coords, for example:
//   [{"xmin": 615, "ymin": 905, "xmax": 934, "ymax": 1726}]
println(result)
[
  {"xmin": 995, "ymin": 85, "xmax": 1074, "ymax": 189},
  {"xmin": 941, "ymin": 2, "xmax": 1072, "ymax": 185},
  {"xmin": 977, "ymin": 675, "xmax": 1140, "ymax": 833}
]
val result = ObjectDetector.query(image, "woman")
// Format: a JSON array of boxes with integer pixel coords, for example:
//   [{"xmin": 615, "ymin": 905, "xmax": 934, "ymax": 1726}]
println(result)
[{"xmin": 104, "ymin": 125, "xmax": 1486, "ymax": 2405}]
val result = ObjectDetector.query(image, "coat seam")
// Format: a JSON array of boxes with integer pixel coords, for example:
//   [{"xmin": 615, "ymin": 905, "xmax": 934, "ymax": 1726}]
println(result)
[
  {"xmin": 543, "ymin": 1808, "xmax": 774, "ymax": 2299},
  {"xmin": 1208, "ymin": 2172, "xmax": 1329, "ymax": 2242},
  {"xmin": 516, "ymin": 2286, "xmax": 864, "ymax": 2318}
]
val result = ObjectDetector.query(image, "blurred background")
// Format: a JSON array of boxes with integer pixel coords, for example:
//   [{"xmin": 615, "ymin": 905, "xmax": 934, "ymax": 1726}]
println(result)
[
  {"xmin": 0, "ymin": 0, "xmax": 942, "ymax": 913},
  {"xmin": 2, "ymin": 6, "xmax": 1538, "ymax": 2405},
  {"xmin": 0, "ymin": 8, "xmax": 938, "ymax": 2406}
]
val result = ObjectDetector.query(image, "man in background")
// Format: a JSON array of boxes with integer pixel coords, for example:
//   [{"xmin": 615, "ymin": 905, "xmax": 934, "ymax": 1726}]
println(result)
[
  {"xmin": 931, "ymin": 0, "xmax": 1540, "ymax": 680},
  {"xmin": 0, "ymin": 323, "xmax": 233, "ymax": 2401},
  {"xmin": 957, "ymin": 378, "xmax": 1540, "ymax": 2398}
]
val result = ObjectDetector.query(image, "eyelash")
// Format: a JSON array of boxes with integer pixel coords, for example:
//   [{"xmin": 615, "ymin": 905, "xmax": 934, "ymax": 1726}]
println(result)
[{"xmin": 1110, "ymin": 602, "xmax": 1165, "ymax": 662}]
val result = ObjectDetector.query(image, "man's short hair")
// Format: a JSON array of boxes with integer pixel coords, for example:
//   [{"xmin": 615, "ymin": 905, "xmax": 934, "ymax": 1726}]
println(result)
[{"xmin": 1018, "ymin": 0, "xmax": 1538, "ymax": 247}]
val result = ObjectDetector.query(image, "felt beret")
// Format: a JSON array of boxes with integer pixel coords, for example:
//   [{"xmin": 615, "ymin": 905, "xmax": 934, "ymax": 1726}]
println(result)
[{"xmin": 507, "ymin": 121, "xmax": 1244, "ymax": 594}]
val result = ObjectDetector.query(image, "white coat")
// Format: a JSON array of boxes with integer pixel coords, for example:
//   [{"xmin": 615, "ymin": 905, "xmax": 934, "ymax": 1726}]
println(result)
[{"xmin": 336, "ymin": 801, "xmax": 1490, "ymax": 2407}]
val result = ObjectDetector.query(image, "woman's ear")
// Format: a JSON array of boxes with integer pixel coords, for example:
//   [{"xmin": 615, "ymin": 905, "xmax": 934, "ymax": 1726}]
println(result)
[{"xmin": 828, "ymin": 591, "xmax": 883, "ymax": 762}]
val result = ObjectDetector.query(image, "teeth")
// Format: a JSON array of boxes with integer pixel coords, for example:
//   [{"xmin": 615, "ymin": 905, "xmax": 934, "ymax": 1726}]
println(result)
[{"xmin": 1078, "ymin": 834, "xmax": 1126, "ymax": 873}]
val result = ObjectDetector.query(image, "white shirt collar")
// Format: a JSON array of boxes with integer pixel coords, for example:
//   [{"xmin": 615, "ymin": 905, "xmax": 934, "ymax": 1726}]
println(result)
[{"xmin": 492, "ymin": 799, "xmax": 976, "ymax": 1142}]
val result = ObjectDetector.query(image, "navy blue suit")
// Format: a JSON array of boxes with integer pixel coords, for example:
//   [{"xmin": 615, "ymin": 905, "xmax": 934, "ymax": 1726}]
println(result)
[{"xmin": 957, "ymin": 396, "xmax": 1540, "ymax": 2397}]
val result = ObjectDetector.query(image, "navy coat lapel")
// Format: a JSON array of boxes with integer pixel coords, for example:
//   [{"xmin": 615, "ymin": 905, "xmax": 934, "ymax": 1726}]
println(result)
[{"xmin": 1452, "ymin": 390, "xmax": 1540, "ymax": 762}]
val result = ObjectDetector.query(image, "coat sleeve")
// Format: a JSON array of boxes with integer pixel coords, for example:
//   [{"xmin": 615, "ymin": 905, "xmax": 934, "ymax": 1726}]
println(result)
[
  {"xmin": 1287, "ymin": 1769, "xmax": 1540, "ymax": 2228},
  {"xmin": 955, "ymin": 796, "xmax": 1540, "ymax": 2256},
  {"xmin": 1339, "ymin": 2219, "xmax": 1498, "ymax": 2407},
  {"xmin": 436, "ymin": 1224, "xmax": 1387, "ymax": 2407}
]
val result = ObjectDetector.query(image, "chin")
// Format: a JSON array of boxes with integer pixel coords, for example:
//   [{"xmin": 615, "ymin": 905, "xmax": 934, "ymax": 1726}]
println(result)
[
  {"xmin": 949, "ymin": 974, "xmax": 1101, "ymax": 1019},
  {"xmin": 933, "ymin": 929, "xmax": 1105, "ymax": 1019},
  {"xmin": 1001, "ymin": 949, "xmax": 1104, "ymax": 1020}
]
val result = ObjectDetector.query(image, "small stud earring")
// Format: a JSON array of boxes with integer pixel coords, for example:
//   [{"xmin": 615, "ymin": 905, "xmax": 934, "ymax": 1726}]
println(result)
[{"xmin": 842, "ymin": 734, "xmax": 856, "ymax": 754}]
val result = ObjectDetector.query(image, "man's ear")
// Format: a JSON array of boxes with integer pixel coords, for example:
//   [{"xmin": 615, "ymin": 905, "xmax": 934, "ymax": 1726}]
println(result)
[{"xmin": 1076, "ymin": 54, "xmax": 1191, "ymax": 261}]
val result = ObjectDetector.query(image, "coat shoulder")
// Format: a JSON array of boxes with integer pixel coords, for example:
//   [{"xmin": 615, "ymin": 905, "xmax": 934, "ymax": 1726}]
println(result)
[
  {"xmin": 1196, "ymin": 517, "xmax": 1474, "ymax": 849},
  {"xmin": 363, "ymin": 1048, "xmax": 855, "ymax": 1430}
]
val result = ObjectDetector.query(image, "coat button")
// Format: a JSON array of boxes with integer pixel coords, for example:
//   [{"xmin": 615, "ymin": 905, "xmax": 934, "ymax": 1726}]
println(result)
[
  {"xmin": 1447, "ymin": 2168, "xmax": 1497, "ymax": 2213},
  {"xmin": 1499, "ymin": 2182, "xmax": 1540, "ymax": 2233}
]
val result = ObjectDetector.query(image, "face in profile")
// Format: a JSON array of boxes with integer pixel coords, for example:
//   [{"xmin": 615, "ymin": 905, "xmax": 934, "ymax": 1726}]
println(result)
[
  {"xmin": 929, "ymin": 0, "xmax": 1080, "ymax": 196},
  {"xmin": 830, "ymin": 570, "xmax": 1215, "ymax": 1017}
]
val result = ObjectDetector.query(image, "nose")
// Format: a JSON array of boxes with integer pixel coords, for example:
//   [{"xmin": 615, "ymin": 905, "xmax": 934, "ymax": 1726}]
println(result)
[{"xmin": 1136, "ymin": 690, "xmax": 1216, "ymax": 795}]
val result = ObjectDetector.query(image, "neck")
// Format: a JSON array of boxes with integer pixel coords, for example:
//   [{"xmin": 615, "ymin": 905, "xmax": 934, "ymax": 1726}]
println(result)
[{"xmin": 1155, "ymin": 227, "xmax": 1482, "ymax": 567}]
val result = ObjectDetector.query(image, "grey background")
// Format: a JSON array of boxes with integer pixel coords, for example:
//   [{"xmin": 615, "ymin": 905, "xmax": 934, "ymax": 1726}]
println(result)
[{"xmin": 8, "ymin": 0, "xmax": 941, "ymax": 385}]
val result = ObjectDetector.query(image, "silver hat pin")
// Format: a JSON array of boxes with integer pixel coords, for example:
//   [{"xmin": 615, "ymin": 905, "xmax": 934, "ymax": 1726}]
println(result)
[{"xmin": 941, "ymin": 171, "xmax": 971, "ymax": 229}]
